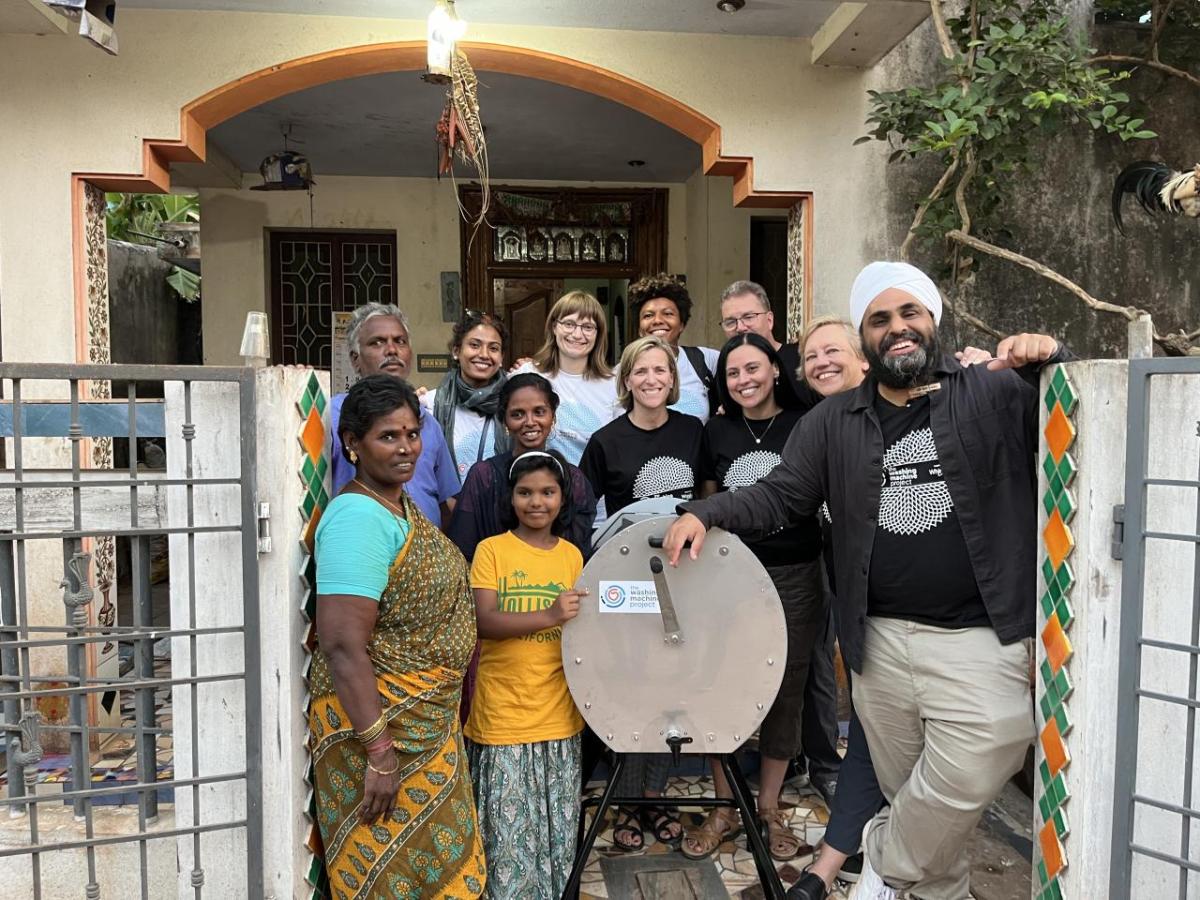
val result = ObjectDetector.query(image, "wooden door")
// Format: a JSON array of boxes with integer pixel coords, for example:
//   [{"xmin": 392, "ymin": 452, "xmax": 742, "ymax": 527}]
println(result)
[{"xmin": 505, "ymin": 289, "xmax": 551, "ymax": 365}]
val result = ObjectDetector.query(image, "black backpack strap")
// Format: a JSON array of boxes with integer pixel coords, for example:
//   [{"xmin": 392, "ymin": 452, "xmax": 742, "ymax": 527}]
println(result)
[{"xmin": 681, "ymin": 345, "xmax": 720, "ymax": 417}]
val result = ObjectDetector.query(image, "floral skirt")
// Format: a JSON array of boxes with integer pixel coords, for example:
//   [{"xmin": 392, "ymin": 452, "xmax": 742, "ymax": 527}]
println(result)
[{"xmin": 466, "ymin": 734, "xmax": 582, "ymax": 900}]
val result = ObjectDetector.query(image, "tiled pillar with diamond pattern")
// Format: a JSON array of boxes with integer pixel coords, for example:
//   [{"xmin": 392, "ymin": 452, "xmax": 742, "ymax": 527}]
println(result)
[
  {"xmin": 1035, "ymin": 365, "xmax": 1079, "ymax": 900},
  {"xmin": 298, "ymin": 372, "xmax": 332, "ymax": 899}
]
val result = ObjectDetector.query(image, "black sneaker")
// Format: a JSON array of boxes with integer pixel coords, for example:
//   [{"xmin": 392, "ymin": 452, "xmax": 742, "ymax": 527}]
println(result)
[
  {"xmin": 785, "ymin": 871, "xmax": 829, "ymax": 900},
  {"xmin": 838, "ymin": 852, "xmax": 863, "ymax": 884}
]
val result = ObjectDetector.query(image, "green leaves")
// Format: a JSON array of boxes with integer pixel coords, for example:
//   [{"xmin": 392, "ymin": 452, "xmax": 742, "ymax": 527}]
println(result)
[
  {"xmin": 857, "ymin": 0, "xmax": 1158, "ymax": 255},
  {"xmin": 165, "ymin": 266, "xmax": 201, "ymax": 302},
  {"xmin": 105, "ymin": 192, "xmax": 202, "ymax": 303}
]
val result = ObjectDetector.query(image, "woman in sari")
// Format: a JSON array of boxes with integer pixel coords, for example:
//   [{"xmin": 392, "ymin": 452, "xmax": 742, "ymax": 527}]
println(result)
[{"xmin": 310, "ymin": 374, "xmax": 487, "ymax": 899}]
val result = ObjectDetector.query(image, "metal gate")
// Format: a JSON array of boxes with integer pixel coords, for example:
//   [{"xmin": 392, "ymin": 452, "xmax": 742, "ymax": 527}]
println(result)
[
  {"xmin": 0, "ymin": 363, "xmax": 262, "ymax": 898},
  {"xmin": 1111, "ymin": 355, "xmax": 1200, "ymax": 897}
]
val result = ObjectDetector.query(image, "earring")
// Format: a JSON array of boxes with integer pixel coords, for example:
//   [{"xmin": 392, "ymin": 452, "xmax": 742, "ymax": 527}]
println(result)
[{"xmin": 349, "ymin": 449, "xmax": 359, "ymax": 464}]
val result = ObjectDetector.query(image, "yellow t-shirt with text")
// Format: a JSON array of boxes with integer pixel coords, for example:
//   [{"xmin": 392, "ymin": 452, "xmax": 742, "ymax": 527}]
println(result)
[{"xmin": 465, "ymin": 531, "xmax": 584, "ymax": 745}]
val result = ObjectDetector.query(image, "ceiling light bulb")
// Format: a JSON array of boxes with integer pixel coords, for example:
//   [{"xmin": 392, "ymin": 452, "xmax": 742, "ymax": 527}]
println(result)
[
  {"xmin": 717, "ymin": 0, "xmax": 745, "ymax": 12},
  {"xmin": 426, "ymin": 0, "xmax": 466, "ymax": 83}
]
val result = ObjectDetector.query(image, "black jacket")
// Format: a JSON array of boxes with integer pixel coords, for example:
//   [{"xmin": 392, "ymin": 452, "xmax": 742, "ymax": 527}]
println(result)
[{"xmin": 682, "ymin": 347, "xmax": 1073, "ymax": 673}]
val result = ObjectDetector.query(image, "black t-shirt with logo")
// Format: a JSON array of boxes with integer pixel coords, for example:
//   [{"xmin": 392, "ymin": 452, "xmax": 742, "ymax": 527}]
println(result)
[
  {"xmin": 580, "ymin": 410, "xmax": 704, "ymax": 517},
  {"xmin": 867, "ymin": 394, "xmax": 991, "ymax": 628},
  {"xmin": 700, "ymin": 409, "xmax": 821, "ymax": 567}
]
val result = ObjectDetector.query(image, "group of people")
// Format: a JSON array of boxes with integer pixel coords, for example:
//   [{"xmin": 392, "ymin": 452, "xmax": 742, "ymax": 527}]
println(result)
[{"xmin": 307, "ymin": 262, "xmax": 1067, "ymax": 900}]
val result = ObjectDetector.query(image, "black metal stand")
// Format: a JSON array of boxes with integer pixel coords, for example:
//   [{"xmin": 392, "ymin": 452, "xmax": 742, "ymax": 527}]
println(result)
[{"xmin": 560, "ymin": 751, "xmax": 786, "ymax": 900}]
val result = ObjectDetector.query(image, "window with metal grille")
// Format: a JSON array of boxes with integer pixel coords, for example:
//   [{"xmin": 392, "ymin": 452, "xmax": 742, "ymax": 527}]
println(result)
[{"xmin": 268, "ymin": 231, "xmax": 398, "ymax": 367}]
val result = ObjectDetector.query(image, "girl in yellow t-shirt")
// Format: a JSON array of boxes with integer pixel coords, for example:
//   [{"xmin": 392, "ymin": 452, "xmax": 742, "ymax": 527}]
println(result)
[{"xmin": 465, "ymin": 449, "xmax": 588, "ymax": 900}]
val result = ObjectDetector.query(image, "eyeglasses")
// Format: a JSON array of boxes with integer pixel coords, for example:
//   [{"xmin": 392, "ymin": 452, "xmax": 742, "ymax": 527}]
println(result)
[
  {"xmin": 720, "ymin": 311, "xmax": 769, "ymax": 331},
  {"xmin": 556, "ymin": 319, "xmax": 598, "ymax": 336}
]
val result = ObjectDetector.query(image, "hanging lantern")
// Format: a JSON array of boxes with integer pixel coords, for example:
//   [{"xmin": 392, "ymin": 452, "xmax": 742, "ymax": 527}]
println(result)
[{"xmin": 250, "ymin": 150, "xmax": 315, "ymax": 191}]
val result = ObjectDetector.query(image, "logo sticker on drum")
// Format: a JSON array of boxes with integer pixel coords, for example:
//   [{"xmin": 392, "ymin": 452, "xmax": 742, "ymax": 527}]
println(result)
[{"xmin": 597, "ymin": 580, "xmax": 661, "ymax": 614}]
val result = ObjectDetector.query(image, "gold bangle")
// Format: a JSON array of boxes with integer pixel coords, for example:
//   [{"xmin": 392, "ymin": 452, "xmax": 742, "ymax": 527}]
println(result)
[
  {"xmin": 367, "ymin": 754, "xmax": 399, "ymax": 776},
  {"xmin": 356, "ymin": 715, "xmax": 388, "ymax": 746}
]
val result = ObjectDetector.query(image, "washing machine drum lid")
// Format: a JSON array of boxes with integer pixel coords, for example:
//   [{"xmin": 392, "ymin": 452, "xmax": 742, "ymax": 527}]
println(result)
[{"xmin": 563, "ymin": 515, "xmax": 786, "ymax": 755}]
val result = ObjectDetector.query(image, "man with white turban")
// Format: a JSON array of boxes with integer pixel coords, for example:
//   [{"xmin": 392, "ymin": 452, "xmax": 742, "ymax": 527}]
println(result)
[{"xmin": 665, "ymin": 261, "xmax": 1071, "ymax": 900}]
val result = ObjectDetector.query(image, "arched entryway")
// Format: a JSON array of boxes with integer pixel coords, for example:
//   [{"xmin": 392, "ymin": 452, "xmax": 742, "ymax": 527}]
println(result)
[{"xmin": 70, "ymin": 40, "xmax": 812, "ymax": 366}]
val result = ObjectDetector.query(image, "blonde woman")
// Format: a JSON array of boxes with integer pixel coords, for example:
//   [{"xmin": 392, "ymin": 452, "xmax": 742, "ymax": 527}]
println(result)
[
  {"xmin": 515, "ymin": 291, "xmax": 619, "ymax": 466},
  {"xmin": 578, "ymin": 335, "xmax": 704, "ymax": 851}
]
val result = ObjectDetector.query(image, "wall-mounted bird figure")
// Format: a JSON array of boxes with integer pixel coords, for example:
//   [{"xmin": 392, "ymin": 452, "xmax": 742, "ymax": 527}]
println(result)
[{"xmin": 1112, "ymin": 160, "xmax": 1200, "ymax": 232}]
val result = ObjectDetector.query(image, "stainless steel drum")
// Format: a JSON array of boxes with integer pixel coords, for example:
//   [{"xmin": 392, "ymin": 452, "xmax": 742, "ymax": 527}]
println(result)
[{"xmin": 562, "ymin": 514, "xmax": 786, "ymax": 755}]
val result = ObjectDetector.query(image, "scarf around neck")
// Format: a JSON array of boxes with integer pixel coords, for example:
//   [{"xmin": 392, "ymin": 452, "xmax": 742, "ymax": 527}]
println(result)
[{"xmin": 432, "ymin": 368, "xmax": 510, "ymax": 469}]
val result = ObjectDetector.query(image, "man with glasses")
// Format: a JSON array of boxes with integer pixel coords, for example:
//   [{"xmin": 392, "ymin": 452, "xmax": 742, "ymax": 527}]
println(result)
[
  {"xmin": 719, "ymin": 281, "xmax": 818, "ymax": 410},
  {"xmin": 719, "ymin": 281, "xmax": 841, "ymax": 808}
]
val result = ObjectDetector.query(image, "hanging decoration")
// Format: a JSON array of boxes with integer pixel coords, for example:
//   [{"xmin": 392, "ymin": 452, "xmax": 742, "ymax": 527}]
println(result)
[{"xmin": 435, "ymin": 52, "xmax": 490, "ymax": 231}]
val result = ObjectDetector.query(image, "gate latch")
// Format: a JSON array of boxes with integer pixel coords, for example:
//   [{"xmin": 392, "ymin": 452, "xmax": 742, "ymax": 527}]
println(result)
[
  {"xmin": 257, "ymin": 501, "xmax": 272, "ymax": 554},
  {"xmin": 1111, "ymin": 503, "xmax": 1125, "ymax": 560}
]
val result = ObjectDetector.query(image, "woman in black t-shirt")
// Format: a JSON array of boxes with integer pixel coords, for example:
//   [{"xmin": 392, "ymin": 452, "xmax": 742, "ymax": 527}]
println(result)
[
  {"xmin": 579, "ymin": 336, "xmax": 703, "ymax": 518},
  {"xmin": 682, "ymin": 332, "xmax": 826, "ymax": 863},
  {"xmin": 579, "ymin": 335, "xmax": 702, "ymax": 852}
]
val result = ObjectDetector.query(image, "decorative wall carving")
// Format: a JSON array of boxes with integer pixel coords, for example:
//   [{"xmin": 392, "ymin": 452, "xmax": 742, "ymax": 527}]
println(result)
[{"xmin": 786, "ymin": 201, "xmax": 805, "ymax": 341}]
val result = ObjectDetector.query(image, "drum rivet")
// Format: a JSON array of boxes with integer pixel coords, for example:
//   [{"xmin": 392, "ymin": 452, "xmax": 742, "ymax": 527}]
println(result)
[
  {"xmin": 633, "ymin": 733, "xmax": 640, "ymax": 742},
  {"xmin": 719, "ymin": 546, "xmax": 729, "ymax": 556},
  {"xmin": 767, "ymin": 658, "xmax": 775, "ymax": 665},
  {"xmin": 574, "ymin": 657, "xmax": 582, "ymax": 664},
  {"xmin": 584, "ymin": 702, "xmax": 591, "ymax": 709},
  {"xmin": 734, "ymin": 734, "xmax": 741, "ymax": 742},
  {"xmin": 756, "ymin": 702, "xmax": 764, "ymax": 710},
  {"xmin": 620, "ymin": 545, "xmax": 630, "ymax": 555},
  {"xmin": 670, "ymin": 635, "xmax": 680, "ymax": 644},
  {"xmin": 706, "ymin": 733, "xmax": 715, "ymax": 742},
  {"xmin": 606, "ymin": 733, "xmax": 613, "ymax": 741}
]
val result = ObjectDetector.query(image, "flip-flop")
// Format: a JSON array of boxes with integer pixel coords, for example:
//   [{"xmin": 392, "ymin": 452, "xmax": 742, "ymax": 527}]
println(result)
[
  {"xmin": 611, "ymin": 807, "xmax": 644, "ymax": 853},
  {"xmin": 641, "ymin": 804, "xmax": 684, "ymax": 848}
]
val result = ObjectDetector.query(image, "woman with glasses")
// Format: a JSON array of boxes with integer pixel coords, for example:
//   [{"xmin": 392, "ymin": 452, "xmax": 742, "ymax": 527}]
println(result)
[
  {"xmin": 422, "ymin": 309, "xmax": 509, "ymax": 481},
  {"xmin": 514, "ymin": 291, "xmax": 619, "ymax": 467}
]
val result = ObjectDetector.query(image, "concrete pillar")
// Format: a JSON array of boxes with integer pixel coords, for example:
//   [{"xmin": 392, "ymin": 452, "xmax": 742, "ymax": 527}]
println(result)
[
  {"xmin": 1033, "ymin": 361, "xmax": 1127, "ymax": 899},
  {"xmin": 166, "ymin": 366, "xmax": 329, "ymax": 899},
  {"xmin": 254, "ymin": 366, "xmax": 330, "ymax": 899}
]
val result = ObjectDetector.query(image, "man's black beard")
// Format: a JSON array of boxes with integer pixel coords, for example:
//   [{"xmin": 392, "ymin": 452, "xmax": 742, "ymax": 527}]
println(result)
[{"xmin": 864, "ymin": 328, "xmax": 941, "ymax": 389}]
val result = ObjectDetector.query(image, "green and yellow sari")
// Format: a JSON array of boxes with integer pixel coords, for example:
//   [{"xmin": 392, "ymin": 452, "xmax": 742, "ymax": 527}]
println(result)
[{"xmin": 309, "ymin": 496, "xmax": 486, "ymax": 900}]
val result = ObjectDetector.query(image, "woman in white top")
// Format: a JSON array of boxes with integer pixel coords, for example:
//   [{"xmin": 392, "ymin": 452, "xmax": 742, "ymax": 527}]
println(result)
[
  {"xmin": 515, "ymin": 291, "xmax": 620, "ymax": 466},
  {"xmin": 629, "ymin": 273, "xmax": 720, "ymax": 423},
  {"xmin": 422, "ymin": 310, "xmax": 509, "ymax": 481}
]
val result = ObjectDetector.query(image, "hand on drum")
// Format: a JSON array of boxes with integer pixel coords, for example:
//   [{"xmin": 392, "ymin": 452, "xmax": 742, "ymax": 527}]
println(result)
[
  {"xmin": 360, "ymin": 746, "xmax": 402, "ymax": 824},
  {"xmin": 551, "ymin": 588, "xmax": 588, "ymax": 625},
  {"xmin": 663, "ymin": 513, "xmax": 708, "ymax": 566}
]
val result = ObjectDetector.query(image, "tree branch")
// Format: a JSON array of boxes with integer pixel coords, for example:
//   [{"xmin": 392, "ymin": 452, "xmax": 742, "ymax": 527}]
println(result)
[
  {"xmin": 1150, "ymin": 0, "xmax": 1178, "ymax": 63},
  {"xmin": 945, "ymin": 230, "xmax": 1144, "ymax": 321},
  {"xmin": 1088, "ymin": 54, "xmax": 1200, "ymax": 89},
  {"xmin": 953, "ymin": 150, "xmax": 978, "ymax": 237},
  {"xmin": 929, "ymin": 0, "xmax": 956, "ymax": 61},
  {"xmin": 900, "ymin": 156, "xmax": 960, "ymax": 260}
]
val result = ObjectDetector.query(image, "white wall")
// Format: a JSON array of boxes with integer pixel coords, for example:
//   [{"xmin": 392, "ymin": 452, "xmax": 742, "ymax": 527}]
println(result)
[
  {"xmin": 198, "ymin": 174, "xmax": 752, "ymax": 384},
  {"xmin": 0, "ymin": 8, "xmax": 882, "ymax": 366}
]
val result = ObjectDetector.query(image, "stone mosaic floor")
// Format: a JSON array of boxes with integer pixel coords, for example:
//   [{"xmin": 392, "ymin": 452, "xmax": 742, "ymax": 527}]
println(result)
[{"xmin": 576, "ymin": 772, "xmax": 855, "ymax": 899}]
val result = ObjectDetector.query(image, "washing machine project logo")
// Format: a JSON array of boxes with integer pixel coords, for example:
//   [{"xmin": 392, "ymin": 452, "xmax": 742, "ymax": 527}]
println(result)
[
  {"xmin": 602, "ymin": 584, "xmax": 627, "ymax": 609},
  {"xmin": 597, "ymin": 580, "xmax": 661, "ymax": 614}
]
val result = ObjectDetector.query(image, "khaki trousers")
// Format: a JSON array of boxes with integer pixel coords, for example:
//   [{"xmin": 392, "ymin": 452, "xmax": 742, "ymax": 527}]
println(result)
[{"xmin": 853, "ymin": 617, "xmax": 1034, "ymax": 900}]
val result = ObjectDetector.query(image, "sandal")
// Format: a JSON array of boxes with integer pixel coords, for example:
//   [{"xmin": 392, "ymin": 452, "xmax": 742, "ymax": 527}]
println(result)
[
  {"xmin": 680, "ymin": 807, "xmax": 742, "ymax": 860},
  {"xmin": 641, "ymin": 805, "xmax": 684, "ymax": 848},
  {"xmin": 759, "ymin": 807, "xmax": 811, "ymax": 861},
  {"xmin": 611, "ymin": 807, "xmax": 644, "ymax": 853}
]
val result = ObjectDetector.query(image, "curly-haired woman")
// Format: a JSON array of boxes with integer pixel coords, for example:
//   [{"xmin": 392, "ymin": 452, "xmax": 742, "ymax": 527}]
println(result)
[{"xmin": 628, "ymin": 273, "xmax": 719, "ymax": 423}]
